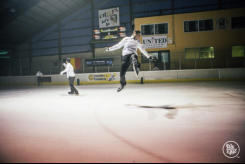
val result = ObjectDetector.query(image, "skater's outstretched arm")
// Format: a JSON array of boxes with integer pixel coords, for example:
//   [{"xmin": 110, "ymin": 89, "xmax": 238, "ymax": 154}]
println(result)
[
  {"xmin": 105, "ymin": 37, "xmax": 128, "ymax": 52},
  {"xmin": 137, "ymin": 43, "xmax": 150, "ymax": 59}
]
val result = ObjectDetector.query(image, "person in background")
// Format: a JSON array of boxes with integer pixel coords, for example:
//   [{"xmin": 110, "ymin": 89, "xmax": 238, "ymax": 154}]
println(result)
[
  {"xmin": 36, "ymin": 70, "xmax": 43, "ymax": 86},
  {"xmin": 152, "ymin": 63, "xmax": 160, "ymax": 71},
  {"xmin": 60, "ymin": 58, "xmax": 79, "ymax": 95}
]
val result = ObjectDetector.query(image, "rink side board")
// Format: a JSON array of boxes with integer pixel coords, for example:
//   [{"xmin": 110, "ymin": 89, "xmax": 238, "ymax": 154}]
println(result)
[{"xmin": 0, "ymin": 68, "xmax": 245, "ymax": 86}]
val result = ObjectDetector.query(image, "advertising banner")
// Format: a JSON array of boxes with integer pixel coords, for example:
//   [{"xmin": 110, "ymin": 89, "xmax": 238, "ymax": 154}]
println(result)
[
  {"xmin": 142, "ymin": 36, "xmax": 168, "ymax": 49},
  {"xmin": 99, "ymin": 7, "xmax": 120, "ymax": 28}
]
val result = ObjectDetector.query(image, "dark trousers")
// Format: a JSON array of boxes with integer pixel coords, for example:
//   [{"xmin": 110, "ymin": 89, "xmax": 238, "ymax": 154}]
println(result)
[
  {"xmin": 120, "ymin": 54, "xmax": 139, "ymax": 85},
  {"xmin": 69, "ymin": 77, "xmax": 78, "ymax": 94},
  {"xmin": 37, "ymin": 77, "xmax": 41, "ymax": 86}
]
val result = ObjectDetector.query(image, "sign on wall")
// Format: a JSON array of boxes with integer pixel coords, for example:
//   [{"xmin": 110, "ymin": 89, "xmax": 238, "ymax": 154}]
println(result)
[
  {"xmin": 99, "ymin": 7, "xmax": 120, "ymax": 28},
  {"xmin": 142, "ymin": 36, "xmax": 168, "ymax": 49},
  {"xmin": 88, "ymin": 73, "xmax": 117, "ymax": 81},
  {"xmin": 93, "ymin": 26, "xmax": 126, "ymax": 40},
  {"xmin": 85, "ymin": 58, "xmax": 113, "ymax": 67}
]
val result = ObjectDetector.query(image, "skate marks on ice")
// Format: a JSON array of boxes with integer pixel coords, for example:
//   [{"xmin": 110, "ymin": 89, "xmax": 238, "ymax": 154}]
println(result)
[
  {"xmin": 93, "ymin": 110, "xmax": 174, "ymax": 163},
  {"xmin": 126, "ymin": 104, "xmax": 213, "ymax": 110},
  {"xmin": 126, "ymin": 104, "xmax": 213, "ymax": 120},
  {"xmin": 127, "ymin": 104, "xmax": 177, "ymax": 110},
  {"xmin": 126, "ymin": 104, "xmax": 178, "ymax": 119},
  {"xmin": 60, "ymin": 93, "xmax": 85, "ymax": 97}
]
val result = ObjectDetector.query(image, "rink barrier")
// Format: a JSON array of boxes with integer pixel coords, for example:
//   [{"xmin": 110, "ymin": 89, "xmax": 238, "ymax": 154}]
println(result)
[
  {"xmin": 0, "ymin": 68, "xmax": 245, "ymax": 86},
  {"xmin": 41, "ymin": 78, "xmax": 240, "ymax": 86}
]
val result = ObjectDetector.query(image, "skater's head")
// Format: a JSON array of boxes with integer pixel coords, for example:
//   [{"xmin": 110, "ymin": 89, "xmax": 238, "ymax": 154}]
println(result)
[
  {"xmin": 66, "ymin": 58, "xmax": 71, "ymax": 64},
  {"xmin": 133, "ymin": 30, "xmax": 141, "ymax": 41}
]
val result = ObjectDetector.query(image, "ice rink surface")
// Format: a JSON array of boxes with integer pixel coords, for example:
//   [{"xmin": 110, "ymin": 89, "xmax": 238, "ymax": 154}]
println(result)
[{"xmin": 0, "ymin": 81, "xmax": 245, "ymax": 163}]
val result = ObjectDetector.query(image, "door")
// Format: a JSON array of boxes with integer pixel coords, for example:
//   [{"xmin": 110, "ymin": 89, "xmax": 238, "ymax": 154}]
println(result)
[{"xmin": 159, "ymin": 51, "xmax": 170, "ymax": 70}]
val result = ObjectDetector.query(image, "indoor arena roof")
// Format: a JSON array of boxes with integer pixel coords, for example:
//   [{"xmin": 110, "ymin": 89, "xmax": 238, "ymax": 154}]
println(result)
[{"xmin": 0, "ymin": 0, "xmax": 88, "ymax": 45}]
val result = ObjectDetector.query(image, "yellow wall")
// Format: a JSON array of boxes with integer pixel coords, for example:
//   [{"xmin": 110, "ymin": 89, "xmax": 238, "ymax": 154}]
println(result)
[{"xmin": 134, "ymin": 8, "xmax": 245, "ymax": 69}]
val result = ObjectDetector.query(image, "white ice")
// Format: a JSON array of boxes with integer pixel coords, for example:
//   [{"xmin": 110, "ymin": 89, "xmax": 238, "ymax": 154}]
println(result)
[{"xmin": 0, "ymin": 82, "xmax": 245, "ymax": 162}]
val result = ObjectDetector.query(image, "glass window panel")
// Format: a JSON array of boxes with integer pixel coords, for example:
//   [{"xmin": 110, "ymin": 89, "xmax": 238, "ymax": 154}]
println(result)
[
  {"xmin": 184, "ymin": 21, "xmax": 198, "ymax": 32},
  {"xmin": 160, "ymin": 52, "xmax": 169, "ymax": 63},
  {"xmin": 155, "ymin": 23, "xmax": 168, "ymax": 34},
  {"xmin": 199, "ymin": 47, "xmax": 215, "ymax": 59},
  {"xmin": 232, "ymin": 46, "xmax": 245, "ymax": 57},
  {"xmin": 232, "ymin": 16, "xmax": 245, "ymax": 29},
  {"xmin": 199, "ymin": 19, "xmax": 213, "ymax": 31},
  {"xmin": 141, "ymin": 24, "xmax": 154, "ymax": 35},
  {"xmin": 185, "ymin": 48, "xmax": 199, "ymax": 59}
]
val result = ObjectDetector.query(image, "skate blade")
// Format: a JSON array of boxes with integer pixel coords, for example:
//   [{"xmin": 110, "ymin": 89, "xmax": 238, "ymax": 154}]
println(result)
[
  {"xmin": 117, "ymin": 88, "xmax": 123, "ymax": 92},
  {"xmin": 133, "ymin": 68, "xmax": 140, "ymax": 80}
]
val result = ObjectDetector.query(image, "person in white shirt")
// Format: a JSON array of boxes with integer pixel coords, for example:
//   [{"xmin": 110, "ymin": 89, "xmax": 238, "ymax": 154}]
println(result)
[
  {"xmin": 36, "ymin": 70, "xmax": 43, "ymax": 86},
  {"xmin": 105, "ymin": 30, "xmax": 154, "ymax": 92},
  {"xmin": 60, "ymin": 58, "xmax": 79, "ymax": 95},
  {"xmin": 36, "ymin": 71, "xmax": 43, "ymax": 77}
]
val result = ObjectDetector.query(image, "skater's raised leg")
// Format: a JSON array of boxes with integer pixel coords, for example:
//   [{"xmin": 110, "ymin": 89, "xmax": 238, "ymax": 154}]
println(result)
[{"xmin": 131, "ymin": 54, "xmax": 140, "ymax": 78}]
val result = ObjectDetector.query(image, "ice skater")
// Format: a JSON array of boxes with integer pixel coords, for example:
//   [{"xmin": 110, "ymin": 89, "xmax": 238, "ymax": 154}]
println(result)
[
  {"xmin": 105, "ymin": 30, "xmax": 154, "ymax": 92},
  {"xmin": 60, "ymin": 58, "xmax": 79, "ymax": 95}
]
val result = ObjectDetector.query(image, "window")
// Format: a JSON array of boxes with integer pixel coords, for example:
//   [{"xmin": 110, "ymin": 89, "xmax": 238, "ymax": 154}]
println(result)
[
  {"xmin": 141, "ymin": 51, "xmax": 170, "ymax": 70},
  {"xmin": 141, "ymin": 24, "xmax": 154, "ymax": 35},
  {"xmin": 217, "ymin": 17, "xmax": 226, "ymax": 29},
  {"xmin": 199, "ymin": 19, "xmax": 213, "ymax": 31},
  {"xmin": 185, "ymin": 47, "xmax": 215, "ymax": 59},
  {"xmin": 155, "ymin": 23, "xmax": 168, "ymax": 34},
  {"xmin": 161, "ymin": 51, "xmax": 169, "ymax": 63},
  {"xmin": 184, "ymin": 19, "xmax": 213, "ymax": 32},
  {"xmin": 232, "ymin": 46, "xmax": 245, "ymax": 57},
  {"xmin": 199, "ymin": 47, "xmax": 214, "ymax": 59},
  {"xmin": 184, "ymin": 21, "xmax": 198, "ymax": 32},
  {"xmin": 185, "ymin": 48, "xmax": 199, "ymax": 59},
  {"xmin": 141, "ymin": 23, "xmax": 168, "ymax": 35},
  {"xmin": 232, "ymin": 16, "xmax": 245, "ymax": 29}
]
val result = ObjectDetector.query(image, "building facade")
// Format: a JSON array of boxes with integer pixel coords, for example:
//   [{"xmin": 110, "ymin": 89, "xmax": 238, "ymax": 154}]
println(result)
[{"xmin": 135, "ymin": 8, "xmax": 245, "ymax": 71}]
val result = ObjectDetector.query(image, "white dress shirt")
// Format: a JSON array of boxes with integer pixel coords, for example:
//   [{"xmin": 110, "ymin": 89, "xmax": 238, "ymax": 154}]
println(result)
[
  {"xmin": 36, "ymin": 71, "xmax": 43, "ymax": 77},
  {"xmin": 108, "ymin": 36, "xmax": 150, "ymax": 58},
  {"xmin": 60, "ymin": 63, "xmax": 75, "ymax": 78}
]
